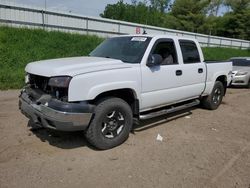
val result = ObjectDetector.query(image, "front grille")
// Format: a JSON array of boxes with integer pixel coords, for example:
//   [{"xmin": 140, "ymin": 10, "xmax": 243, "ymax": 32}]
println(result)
[
  {"xmin": 28, "ymin": 74, "xmax": 68, "ymax": 101},
  {"xmin": 29, "ymin": 74, "xmax": 50, "ymax": 93}
]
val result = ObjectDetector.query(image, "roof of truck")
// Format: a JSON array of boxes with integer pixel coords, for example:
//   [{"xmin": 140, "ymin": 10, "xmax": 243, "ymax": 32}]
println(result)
[{"xmin": 114, "ymin": 34, "xmax": 197, "ymax": 41}]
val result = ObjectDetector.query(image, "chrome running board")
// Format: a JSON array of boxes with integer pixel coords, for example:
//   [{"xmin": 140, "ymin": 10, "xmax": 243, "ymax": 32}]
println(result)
[{"xmin": 140, "ymin": 99, "xmax": 200, "ymax": 120}]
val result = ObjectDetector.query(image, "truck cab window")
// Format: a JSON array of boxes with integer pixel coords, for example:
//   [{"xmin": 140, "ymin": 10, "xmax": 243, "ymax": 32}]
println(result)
[
  {"xmin": 90, "ymin": 36, "xmax": 151, "ymax": 64},
  {"xmin": 179, "ymin": 40, "xmax": 200, "ymax": 64},
  {"xmin": 152, "ymin": 41, "xmax": 178, "ymax": 65}
]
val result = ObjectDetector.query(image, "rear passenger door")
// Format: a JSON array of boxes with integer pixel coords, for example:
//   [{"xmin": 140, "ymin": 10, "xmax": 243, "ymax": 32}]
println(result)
[{"xmin": 178, "ymin": 40, "xmax": 206, "ymax": 97}]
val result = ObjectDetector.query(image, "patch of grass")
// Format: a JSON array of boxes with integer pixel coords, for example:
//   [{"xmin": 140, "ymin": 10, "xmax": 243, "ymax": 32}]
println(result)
[
  {"xmin": 0, "ymin": 26, "xmax": 103, "ymax": 89},
  {"xmin": 202, "ymin": 47, "xmax": 250, "ymax": 61},
  {"xmin": 0, "ymin": 26, "xmax": 250, "ymax": 89}
]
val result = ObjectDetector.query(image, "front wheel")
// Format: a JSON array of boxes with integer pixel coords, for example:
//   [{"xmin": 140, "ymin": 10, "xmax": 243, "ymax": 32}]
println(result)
[
  {"xmin": 201, "ymin": 81, "xmax": 225, "ymax": 110},
  {"xmin": 85, "ymin": 97, "xmax": 133, "ymax": 150}
]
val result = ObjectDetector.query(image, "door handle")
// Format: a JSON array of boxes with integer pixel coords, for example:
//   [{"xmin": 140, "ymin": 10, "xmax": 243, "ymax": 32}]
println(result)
[
  {"xmin": 198, "ymin": 68, "xmax": 203, "ymax": 73},
  {"xmin": 176, "ymin": 70, "xmax": 182, "ymax": 76}
]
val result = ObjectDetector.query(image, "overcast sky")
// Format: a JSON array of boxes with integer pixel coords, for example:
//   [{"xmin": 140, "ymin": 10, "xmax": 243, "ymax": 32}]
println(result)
[{"xmin": 2, "ymin": 0, "xmax": 131, "ymax": 17}]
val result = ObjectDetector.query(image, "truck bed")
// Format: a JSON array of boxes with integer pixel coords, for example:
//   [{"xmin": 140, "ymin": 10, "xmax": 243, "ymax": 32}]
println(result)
[{"xmin": 202, "ymin": 60, "xmax": 232, "ymax": 95}]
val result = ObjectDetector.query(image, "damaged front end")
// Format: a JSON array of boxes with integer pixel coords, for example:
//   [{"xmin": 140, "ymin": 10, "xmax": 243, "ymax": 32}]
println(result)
[
  {"xmin": 27, "ymin": 74, "xmax": 70, "ymax": 102},
  {"xmin": 19, "ymin": 74, "xmax": 94, "ymax": 131}
]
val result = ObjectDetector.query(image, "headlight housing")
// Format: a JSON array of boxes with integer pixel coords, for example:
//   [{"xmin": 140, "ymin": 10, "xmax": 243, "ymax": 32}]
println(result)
[
  {"xmin": 48, "ymin": 76, "xmax": 72, "ymax": 88},
  {"xmin": 236, "ymin": 71, "xmax": 248, "ymax": 76}
]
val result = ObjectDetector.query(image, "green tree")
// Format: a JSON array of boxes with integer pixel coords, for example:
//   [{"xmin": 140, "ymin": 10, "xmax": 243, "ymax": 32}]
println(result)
[
  {"xmin": 221, "ymin": 9, "xmax": 250, "ymax": 39},
  {"xmin": 100, "ymin": 0, "xmax": 250, "ymax": 40},
  {"xmin": 149, "ymin": 0, "xmax": 172, "ymax": 12},
  {"xmin": 207, "ymin": 0, "xmax": 225, "ymax": 16},
  {"xmin": 224, "ymin": 0, "xmax": 250, "ymax": 13},
  {"xmin": 171, "ymin": 0, "xmax": 210, "ymax": 32},
  {"xmin": 100, "ymin": 0, "xmax": 165, "ymax": 26},
  {"xmin": 100, "ymin": 0, "xmax": 126, "ymax": 20},
  {"xmin": 217, "ymin": 0, "xmax": 250, "ymax": 39}
]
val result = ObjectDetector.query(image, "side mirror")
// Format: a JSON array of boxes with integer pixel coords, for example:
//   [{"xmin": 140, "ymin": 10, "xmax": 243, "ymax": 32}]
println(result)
[{"xmin": 147, "ymin": 54, "xmax": 162, "ymax": 67}]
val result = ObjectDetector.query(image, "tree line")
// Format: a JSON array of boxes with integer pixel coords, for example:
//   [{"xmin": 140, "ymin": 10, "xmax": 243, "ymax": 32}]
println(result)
[{"xmin": 100, "ymin": 0, "xmax": 250, "ymax": 40}]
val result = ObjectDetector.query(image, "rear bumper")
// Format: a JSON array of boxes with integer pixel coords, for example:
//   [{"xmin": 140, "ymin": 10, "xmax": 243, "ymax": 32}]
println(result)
[{"xmin": 19, "ymin": 90, "xmax": 94, "ymax": 131}]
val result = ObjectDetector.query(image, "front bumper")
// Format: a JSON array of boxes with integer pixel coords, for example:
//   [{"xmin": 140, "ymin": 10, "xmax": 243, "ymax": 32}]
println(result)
[
  {"xmin": 231, "ymin": 75, "xmax": 249, "ymax": 86},
  {"xmin": 19, "ymin": 89, "xmax": 94, "ymax": 131}
]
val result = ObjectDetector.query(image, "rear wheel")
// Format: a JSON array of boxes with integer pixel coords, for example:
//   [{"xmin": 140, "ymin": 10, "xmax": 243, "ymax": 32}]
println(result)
[
  {"xmin": 201, "ymin": 81, "xmax": 224, "ymax": 110},
  {"xmin": 85, "ymin": 97, "xmax": 133, "ymax": 150}
]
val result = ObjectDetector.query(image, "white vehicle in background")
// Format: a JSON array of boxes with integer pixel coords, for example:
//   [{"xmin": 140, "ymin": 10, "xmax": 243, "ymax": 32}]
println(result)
[
  {"xmin": 19, "ymin": 35, "xmax": 232, "ymax": 149},
  {"xmin": 230, "ymin": 57, "xmax": 250, "ymax": 88}
]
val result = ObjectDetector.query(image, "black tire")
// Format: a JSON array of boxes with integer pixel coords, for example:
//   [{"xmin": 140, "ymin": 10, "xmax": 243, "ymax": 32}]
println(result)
[
  {"xmin": 201, "ymin": 81, "xmax": 225, "ymax": 110},
  {"xmin": 85, "ymin": 97, "xmax": 133, "ymax": 150}
]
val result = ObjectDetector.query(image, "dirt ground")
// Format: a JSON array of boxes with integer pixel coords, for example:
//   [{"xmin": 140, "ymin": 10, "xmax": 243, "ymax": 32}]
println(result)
[{"xmin": 0, "ymin": 88, "xmax": 250, "ymax": 188}]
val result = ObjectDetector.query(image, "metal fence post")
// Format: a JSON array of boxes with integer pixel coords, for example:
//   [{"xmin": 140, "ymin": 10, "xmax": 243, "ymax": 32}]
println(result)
[
  {"xmin": 118, "ymin": 22, "xmax": 120, "ymax": 34},
  {"xmin": 207, "ymin": 36, "xmax": 210, "ymax": 47},
  {"xmin": 86, "ymin": 17, "xmax": 88, "ymax": 35},
  {"xmin": 207, "ymin": 30, "xmax": 211, "ymax": 47},
  {"xmin": 41, "ymin": 10, "xmax": 45, "ymax": 29}
]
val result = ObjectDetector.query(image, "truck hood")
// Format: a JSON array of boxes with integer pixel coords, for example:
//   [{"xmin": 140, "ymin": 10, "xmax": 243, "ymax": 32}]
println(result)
[{"xmin": 25, "ymin": 56, "xmax": 131, "ymax": 77}]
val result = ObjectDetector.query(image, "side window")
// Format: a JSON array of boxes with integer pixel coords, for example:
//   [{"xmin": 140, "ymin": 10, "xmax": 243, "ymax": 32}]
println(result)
[
  {"xmin": 152, "ymin": 40, "xmax": 178, "ymax": 65},
  {"xmin": 179, "ymin": 40, "xmax": 200, "ymax": 64}
]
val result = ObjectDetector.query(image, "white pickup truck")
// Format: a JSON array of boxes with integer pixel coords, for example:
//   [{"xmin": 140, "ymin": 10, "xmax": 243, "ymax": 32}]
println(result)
[{"xmin": 19, "ymin": 35, "xmax": 232, "ymax": 149}]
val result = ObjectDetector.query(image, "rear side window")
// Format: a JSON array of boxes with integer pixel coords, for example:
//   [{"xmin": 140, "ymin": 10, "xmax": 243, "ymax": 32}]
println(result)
[{"xmin": 179, "ymin": 40, "xmax": 200, "ymax": 64}]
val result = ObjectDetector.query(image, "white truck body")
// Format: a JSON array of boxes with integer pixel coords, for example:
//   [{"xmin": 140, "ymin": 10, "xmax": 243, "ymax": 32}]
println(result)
[
  {"xmin": 25, "ymin": 35, "xmax": 232, "ymax": 111},
  {"xmin": 20, "ymin": 35, "xmax": 232, "ymax": 149}
]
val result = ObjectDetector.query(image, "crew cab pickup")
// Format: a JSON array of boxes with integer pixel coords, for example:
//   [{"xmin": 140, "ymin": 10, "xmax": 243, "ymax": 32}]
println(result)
[{"xmin": 19, "ymin": 35, "xmax": 232, "ymax": 149}]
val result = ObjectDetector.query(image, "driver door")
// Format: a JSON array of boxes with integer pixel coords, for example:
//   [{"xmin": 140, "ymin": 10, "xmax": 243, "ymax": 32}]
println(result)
[{"xmin": 140, "ymin": 39, "xmax": 187, "ymax": 111}]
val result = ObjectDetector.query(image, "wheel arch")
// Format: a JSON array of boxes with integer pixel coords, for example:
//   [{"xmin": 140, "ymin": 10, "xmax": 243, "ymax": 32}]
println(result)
[
  {"xmin": 216, "ymin": 75, "xmax": 227, "ymax": 95},
  {"xmin": 91, "ymin": 88, "xmax": 139, "ymax": 117}
]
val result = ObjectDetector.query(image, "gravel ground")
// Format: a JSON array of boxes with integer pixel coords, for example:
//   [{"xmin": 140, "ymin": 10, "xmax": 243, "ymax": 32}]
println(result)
[{"xmin": 0, "ymin": 88, "xmax": 250, "ymax": 188}]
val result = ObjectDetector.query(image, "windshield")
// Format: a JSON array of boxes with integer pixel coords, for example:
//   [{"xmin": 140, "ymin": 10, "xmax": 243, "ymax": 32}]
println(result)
[
  {"xmin": 232, "ymin": 59, "xmax": 250, "ymax": 66},
  {"xmin": 90, "ymin": 36, "xmax": 151, "ymax": 64}
]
